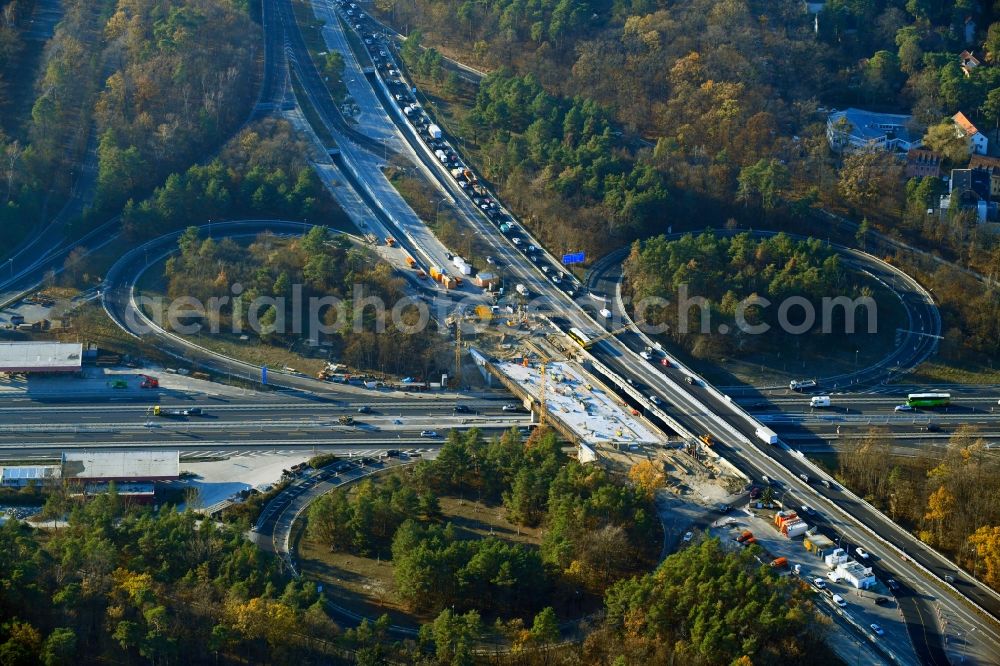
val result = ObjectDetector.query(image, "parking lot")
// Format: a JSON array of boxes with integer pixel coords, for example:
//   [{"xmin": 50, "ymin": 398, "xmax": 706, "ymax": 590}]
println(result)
[{"xmin": 702, "ymin": 506, "xmax": 920, "ymax": 665}]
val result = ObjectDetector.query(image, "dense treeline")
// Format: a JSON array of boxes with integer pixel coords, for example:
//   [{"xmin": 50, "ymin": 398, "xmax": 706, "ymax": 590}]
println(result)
[
  {"xmin": 308, "ymin": 428, "xmax": 658, "ymax": 619},
  {"xmin": 93, "ymin": 0, "xmax": 256, "ymax": 214},
  {"xmin": 0, "ymin": 490, "xmax": 341, "ymax": 664},
  {"xmin": 162, "ymin": 224, "xmax": 443, "ymax": 376},
  {"xmin": 584, "ymin": 539, "xmax": 833, "ymax": 665},
  {"xmin": 393, "ymin": 520, "xmax": 547, "ymax": 616},
  {"xmin": 0, "ymin": 451, "xmax": 831, "ymax": 664},
  {"xmin": 2, "ymin": 0, "xmax": 258, "ymax": 251},
  {"xmin": 464, "ymin": 70, "xmax": 670, "ymax": 247},
  {"xmin": 387, "ymin": 0, "xmax": 1000, "ymax": 365},
  {"xmin": 385, "ymin": 0, "xmax": 827, "ymax": 251},
  {"xmin": 0, "ymin": 0, "xmax": 111, "ymax": 250},
  {"xmin": 623, "ymin": 231, "xmax": 874, "ymax": 358},
  {"xmin": 332, "ymin": 531, "xmax": 831, "ymax": 664},
  {"xmin": 121, "ymin": 119, "xmax": 334, "ymax": 239},
  {"xmin": 839, "ymin": 426, "xmax": 1000, "ymax": 592},
  {"xmin": 0, "ymin": 0, "xmax": 36, "ymax": 112}
]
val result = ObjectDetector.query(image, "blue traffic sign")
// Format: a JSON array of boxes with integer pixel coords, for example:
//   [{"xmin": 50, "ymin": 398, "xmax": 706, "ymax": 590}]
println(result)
[
  {"xmin": 261, "ymin": 367, "xmax": 268, "ymax": 385},
  {"xmin": 562, "ymin": 251, "xmax": 586, "ymax": 265}
]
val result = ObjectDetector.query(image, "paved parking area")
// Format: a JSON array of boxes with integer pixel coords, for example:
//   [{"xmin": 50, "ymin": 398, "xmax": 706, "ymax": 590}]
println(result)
[{"xmin": 699, "ymin": 507, "xmax": 920, "ymax": 665}]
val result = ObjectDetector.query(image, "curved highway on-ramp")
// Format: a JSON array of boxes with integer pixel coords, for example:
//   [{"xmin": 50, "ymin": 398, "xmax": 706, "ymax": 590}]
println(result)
[
  {"xmin": 100, "ymin": 219, "xmax": 463, "ymax": 399},
  {"xmin": 587, "ymin": 231, "xmax": 941, "ymax": 389}
]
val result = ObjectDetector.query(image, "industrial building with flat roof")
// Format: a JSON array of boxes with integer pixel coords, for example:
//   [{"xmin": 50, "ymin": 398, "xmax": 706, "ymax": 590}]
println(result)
[
  {"xmin": 61, "ymin": 451, "xmax": 180, "ymax": 482},
  {"xmin": 1, "ymin": 465, "xmax": 61, "ymax": 487},
  {"xmin": 0, "ymin": 342, "xmax": 83, "ymax": 374}
]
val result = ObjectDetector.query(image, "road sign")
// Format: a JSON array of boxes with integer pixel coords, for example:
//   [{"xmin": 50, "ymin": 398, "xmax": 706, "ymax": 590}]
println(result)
[
  {"xmin": 262, "ymin": 367, "xmax": 268, "ymax": 385},
  {"xmin": 562, "ymin": 251, "xmax": 585, "ymax": 265}
]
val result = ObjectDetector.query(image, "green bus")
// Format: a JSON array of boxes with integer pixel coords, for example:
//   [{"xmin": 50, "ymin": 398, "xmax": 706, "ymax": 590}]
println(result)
[{"xmin": 907, "ymin": 392, "xmax": 951, "ymax": 408}]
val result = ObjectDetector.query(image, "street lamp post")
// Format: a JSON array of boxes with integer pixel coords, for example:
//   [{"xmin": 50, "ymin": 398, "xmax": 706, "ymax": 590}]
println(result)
[{"xmin": 435, "ymin": 197, "xmax": 449, "ymax": 225}]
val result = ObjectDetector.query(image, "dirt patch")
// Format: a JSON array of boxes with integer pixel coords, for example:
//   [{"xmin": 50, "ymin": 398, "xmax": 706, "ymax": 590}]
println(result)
[
  {"xmin": 436, "ymin": 496, "xmax": 542, "ymax": 545},
  {"xmin": 298, "ymin": 494, "xmax": 544, "ymax": 627}
]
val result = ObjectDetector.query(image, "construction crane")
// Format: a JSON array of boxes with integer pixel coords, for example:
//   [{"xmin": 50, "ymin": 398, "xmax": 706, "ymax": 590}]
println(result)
[
  {"xmin": 538, "ymin": 360, "xmax": 548, "ymax": 427},
  {"xmin": 582, "ymin": 324, "xmax": 632, "ymax": 348},
  {"xmin": 519, "ymin": 354, "xmax": 551, "ymax": 427},
  {"xmin": 522, "ymin": 339, "xmax": 572, "ymax": 428},
  {"xmin": 454, "ymin": 318, "xmax": 463, "ymax": 387}
]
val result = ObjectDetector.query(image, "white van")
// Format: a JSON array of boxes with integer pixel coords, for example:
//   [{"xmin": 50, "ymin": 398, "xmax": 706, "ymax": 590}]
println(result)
[{"xmin": 810, "ymin": 396, "xmax": 831, "ymax": 408}]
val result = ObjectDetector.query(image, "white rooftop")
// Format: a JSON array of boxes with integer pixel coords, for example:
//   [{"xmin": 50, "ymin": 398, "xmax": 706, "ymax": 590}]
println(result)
[
  {"xmin": 0, "ymin": 342, "xmax": 83, "ymax": 372},
  {"xmin": 1, "ymin": 465, "xmax": 60, "ymax": 482},
  {"xmin": 838, "ymin": 560, "xmax": 874, "ymax": 577},
  {"xmin": 61, "ymin": 451, "xmax": 180, "ymax": 480},
  {"xmin": 497, "ymin": 360, "xmax": 663, "ymax": 446}
]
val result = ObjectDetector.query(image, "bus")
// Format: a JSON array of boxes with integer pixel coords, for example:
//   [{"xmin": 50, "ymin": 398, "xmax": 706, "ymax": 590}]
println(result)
[
  {"xmin": 567, "ymin": 327, "xmax": 590, "ymax": 347},
  {"xmin": 907, "ymin": 392, "xmax": 951, "ymax": 408}
]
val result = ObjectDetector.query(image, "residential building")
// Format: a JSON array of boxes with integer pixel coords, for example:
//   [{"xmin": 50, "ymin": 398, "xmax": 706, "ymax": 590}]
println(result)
[
  {"xmin": 969, "ymin": 155, "xmax": 1000, "ymax": 197},
  {"xmin": 939, "ymin": 167, "xmax": 996, "ymax": 222},
  {"xmin": 905, "ymin": 148, "xmax": 942, "ymax": 178},
  {"xmin": 953, "ymin": 111, "xmax": 988, "ymax": 155},
  {"xmin": 952, "ymin": 168, "xmax": 992, "ymax": 201},
  {"xmin": 826, "ymin": 108, "xmax": 922, "ymax": 154},
  {"xmin": 960, "ymin": 50, "xmax": 981, "ymax": 76}
]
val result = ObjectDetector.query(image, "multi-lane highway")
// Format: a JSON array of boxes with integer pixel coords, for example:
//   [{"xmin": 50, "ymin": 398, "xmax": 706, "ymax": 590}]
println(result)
[
  {"xmin": 3, "ymin": 0, "xmax": 999, "ymax": 660},
  {"xmin": 0, "ymin": 395, "xmax": 528, "ymax": 459},
  {"xmin": 255, "ymin": 9, "xmax": 1000, "ymax": 662},
  {"xmin": 586, "ymin": 230, "xmax": 942, "ymax": 390}
]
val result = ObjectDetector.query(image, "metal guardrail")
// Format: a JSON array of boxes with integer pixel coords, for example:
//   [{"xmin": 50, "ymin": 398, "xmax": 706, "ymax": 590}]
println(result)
[{"xmin": 604, "ymin": 248, "xmax": 1000, "ymax": 633}]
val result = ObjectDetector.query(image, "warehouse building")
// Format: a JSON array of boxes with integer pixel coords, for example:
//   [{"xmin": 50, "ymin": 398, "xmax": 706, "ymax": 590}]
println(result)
[
  {"xmin": 0, "ymin": 342, "xmax": 83, "ymax": 374},
  {"xmin": 61, "ymin": 451, "xmax": 180, "ymax": 504}
]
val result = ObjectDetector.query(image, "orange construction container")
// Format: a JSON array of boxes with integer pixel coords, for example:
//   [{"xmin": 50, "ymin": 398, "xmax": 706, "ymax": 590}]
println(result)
[
  {"xmin": 442, "ymin": 276, "xmax": 457, "ymax": 289},
  {"xmin": 774, "ymin": 511, "xmax": 799, "ymax": 528},
  {"xmin": 405, "ymin": 255, "xmax": 416, "ymax": 268}
]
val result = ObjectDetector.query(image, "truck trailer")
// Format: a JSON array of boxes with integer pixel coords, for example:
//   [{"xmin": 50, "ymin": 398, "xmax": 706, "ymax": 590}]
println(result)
[{"xmin": 755, "ymin": 426, "xmax": 778, "ymax": 445}]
